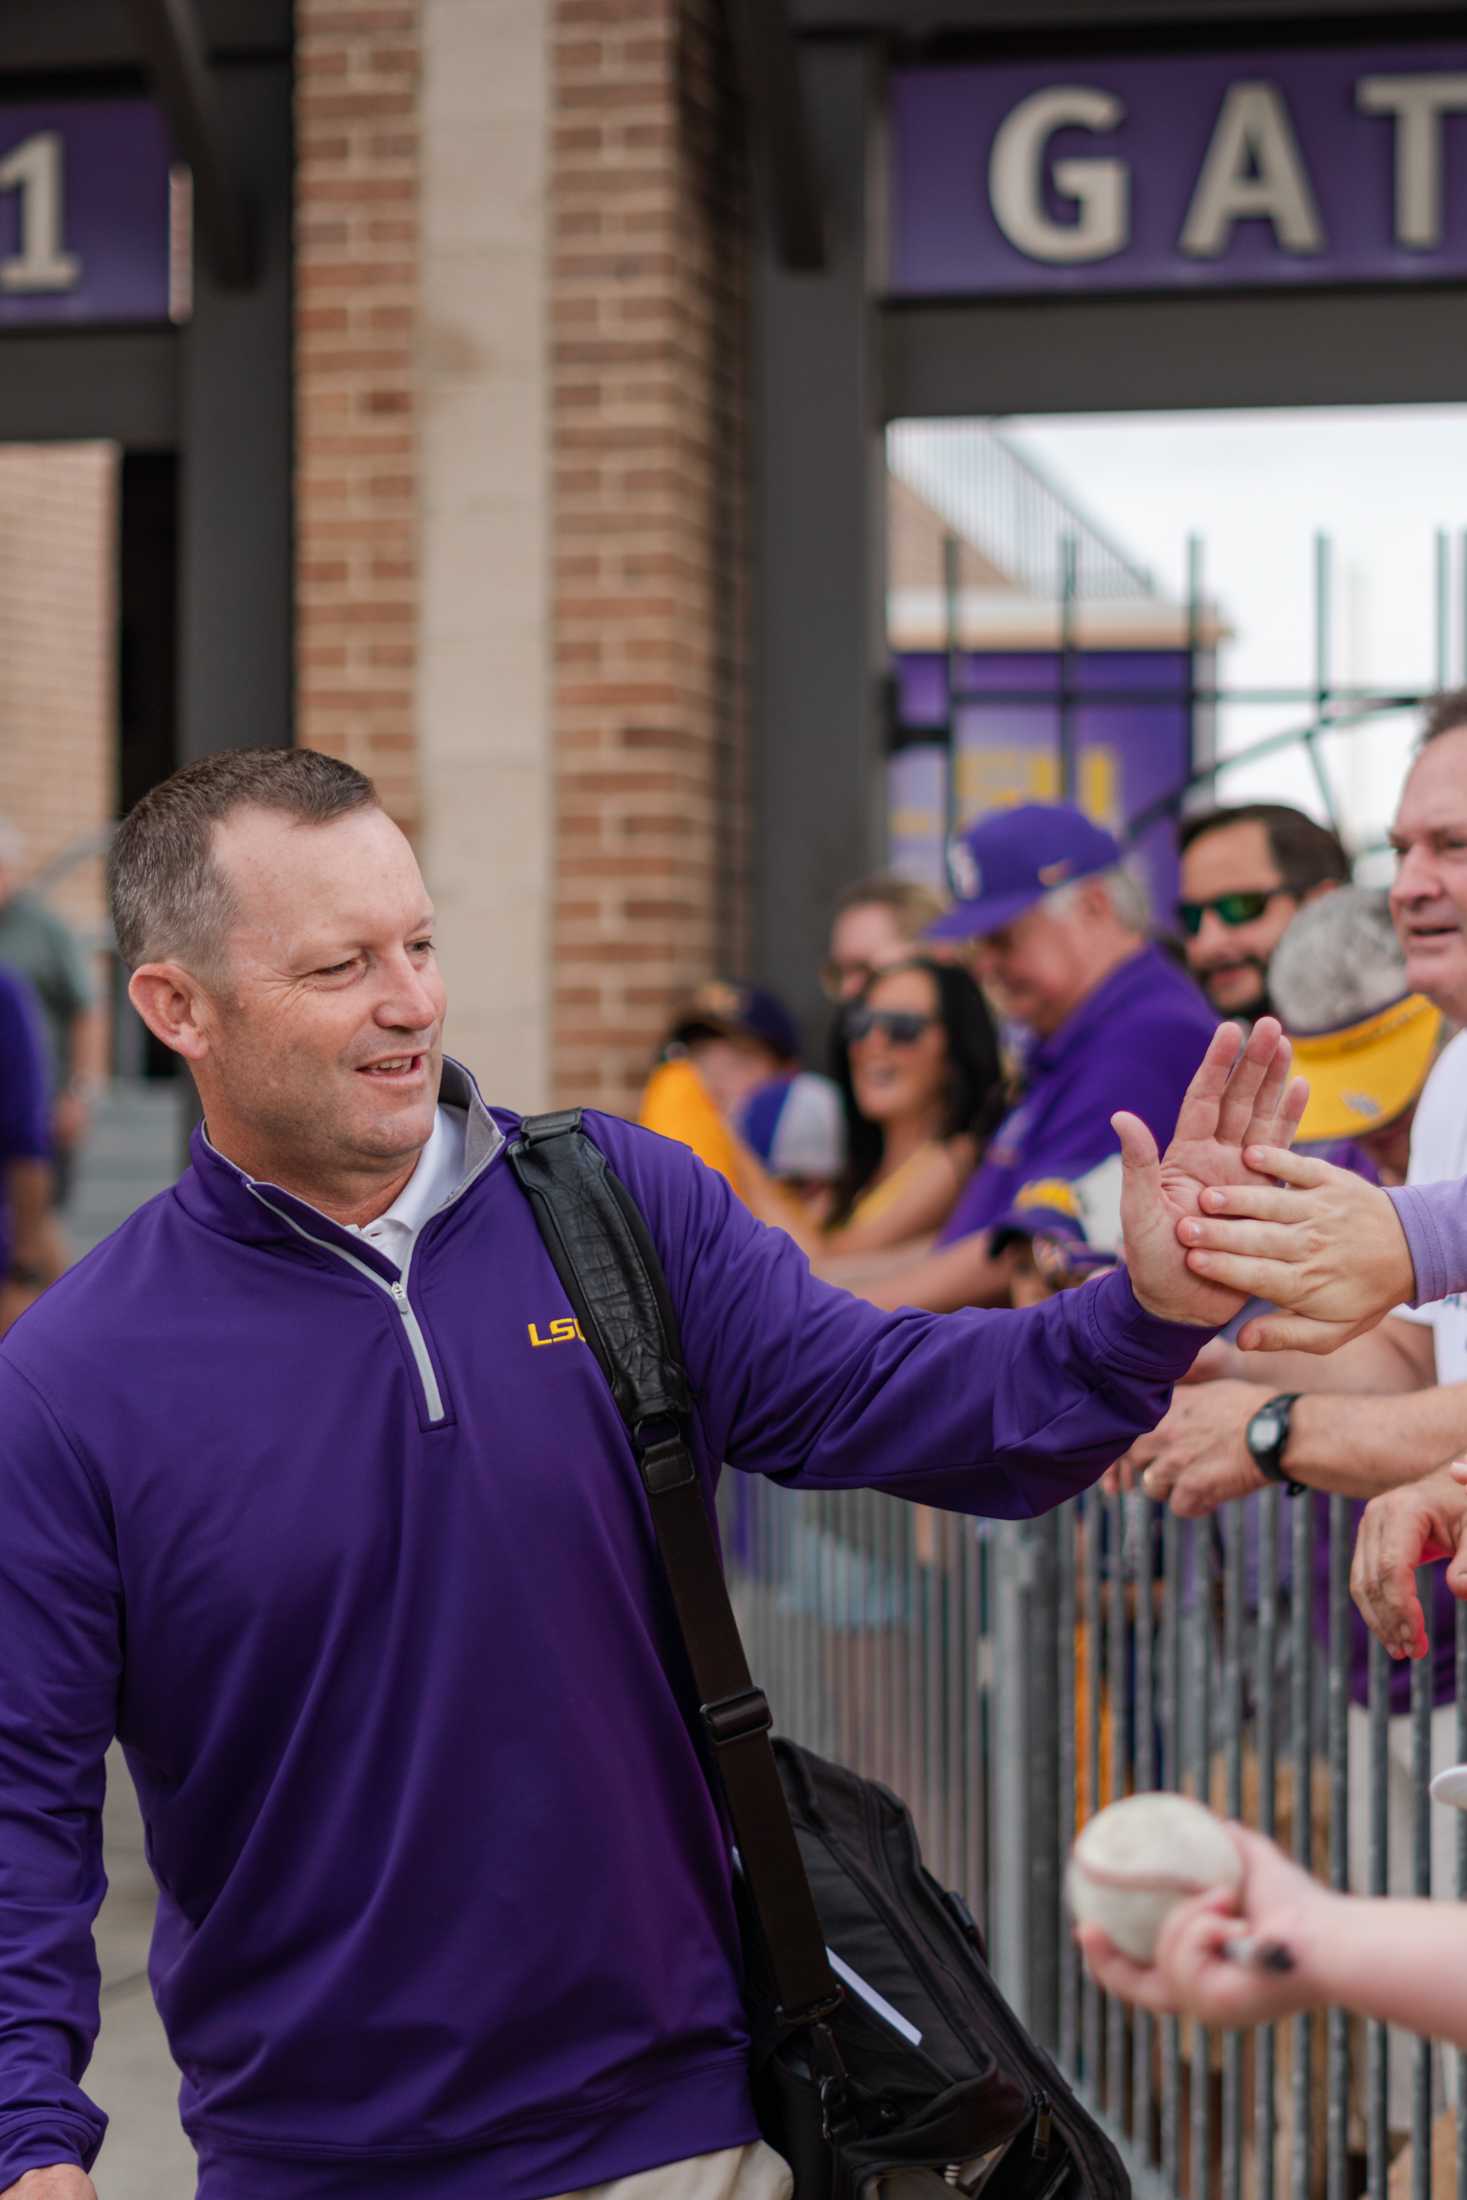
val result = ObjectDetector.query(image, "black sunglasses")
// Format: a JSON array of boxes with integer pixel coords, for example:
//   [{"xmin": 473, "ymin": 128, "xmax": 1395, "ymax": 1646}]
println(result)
[
  {"xmin": 1177, "ymin": 888, "xmax": 1283, "ymax": 938},
  {"xmin": 844, "ymin": 1005, "xmax": 938, "ymax": 1047}
]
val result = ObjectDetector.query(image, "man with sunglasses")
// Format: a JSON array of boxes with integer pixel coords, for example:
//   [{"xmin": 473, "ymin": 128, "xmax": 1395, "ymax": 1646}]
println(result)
[{"xmin": 1178, "ymin": 804, "xmax": 1350, "ymax": 1023}]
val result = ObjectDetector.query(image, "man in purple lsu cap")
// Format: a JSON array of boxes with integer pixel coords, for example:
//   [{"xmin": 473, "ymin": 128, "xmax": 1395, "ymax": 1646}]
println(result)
[{"xmin": 862, "ymin": 802, "xmax": 1216, "ymax": 1312}]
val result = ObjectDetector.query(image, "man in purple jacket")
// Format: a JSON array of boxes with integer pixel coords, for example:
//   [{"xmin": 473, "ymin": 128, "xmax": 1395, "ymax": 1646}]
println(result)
[
  {"xmin": 0, "ymin": 749, "xmax": 1301, "ymax": 2200},
  {"xmin": 848, "ymin": 804, "xmax": 1217, "ymax": 1314}
]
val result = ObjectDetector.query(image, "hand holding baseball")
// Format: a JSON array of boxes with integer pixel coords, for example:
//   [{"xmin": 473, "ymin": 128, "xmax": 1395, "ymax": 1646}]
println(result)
[{"xmin": 1075, "ymin": 1821, "xmax": 1337, "ymax": 2030}]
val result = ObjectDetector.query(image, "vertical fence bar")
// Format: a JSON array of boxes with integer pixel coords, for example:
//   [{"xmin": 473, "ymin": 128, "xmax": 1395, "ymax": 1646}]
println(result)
[
  {"xmin": 1083, "ymin": 1495, "xmax": 1104, "ymax": 2094},
  {"xmin": 1412, "ymin": 1571, "xmax": 1434, "ymax": 2200},
  {"xmin": 1192, "ymin": 1520, "xmax": 1215, "ymax": 2200},
  {"xmin": 1291, "ymin": 1494, "xmax": 1314, "ymax": 2200},
  {"xmin": 1436, "ymin": 528, "xmax": 1451, "ymax": 694},
  {"xmin": 1257, "ymin": 1487, "xmax": 1280, "ymax": 2200},
  {"xmin": 1307, "ymin": 531, "xmax": 1342, "ymax": 833},
  {"xmin": 972, "ymin": 1532, "xmax": 991, "ymax": 1944},
  {"xmin": 1163, "ymin": 1510, "xmax": 1183, "ymax": 2196},
  {"xmin": 1367, "ymin": 1631, "xmax": 1390, "ymax": 2200},
  {"xmin": 942, "ymin": 530, "xmax": 961, "ymax": 839},
  {"xmin": 1457, "ymin": 1600, "xmax": 1467, "ymax": 2200},
  {"xmin": 1223, "ymin": 1502, "xmax": 1246, "ymax": 2200},
  {"xmin": 1327, "ymin": 1499, "xmax": 1351, "ymax": 2200},
  {"xmin": 1106, "ymin": 1486, "xmax": 1128, "ymax": 2128},
  {"xmin": 1059, "ymin": 530, "xmax": 1079, "ymax": 803},
  {"xmin": 1132, "ymin": 1495, "xmax": 1157, "ymax": 2169},
  {"xmin": 1058, "ymin": 1501, "xmax": 1080, "ymax": 2080}
]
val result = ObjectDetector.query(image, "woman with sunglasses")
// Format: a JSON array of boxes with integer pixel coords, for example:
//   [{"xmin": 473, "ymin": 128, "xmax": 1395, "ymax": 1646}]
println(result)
[{"xmin": 734, "ymin": 957, "xmax": 1005, "ymax": 1263}]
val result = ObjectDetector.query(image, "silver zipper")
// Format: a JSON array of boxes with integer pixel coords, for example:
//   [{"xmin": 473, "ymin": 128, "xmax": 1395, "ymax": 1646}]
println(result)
[{"xmin": 247, "ymin": 1191, "xmax": 449, "ymax": 1424}]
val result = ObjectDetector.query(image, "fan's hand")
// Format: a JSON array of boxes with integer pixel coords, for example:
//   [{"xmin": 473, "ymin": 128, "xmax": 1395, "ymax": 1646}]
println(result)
[
  {"xmin": 1116, "ymin": 1019, "xmax": 1307, "ymax": 1327},
  {"xmin": 1157, "ymin": 1146, "xmax": 1417, "ymax": 1355}
]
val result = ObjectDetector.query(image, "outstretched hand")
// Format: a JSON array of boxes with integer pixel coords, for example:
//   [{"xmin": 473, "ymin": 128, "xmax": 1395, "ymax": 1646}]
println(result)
[
  {"xmin": 1157, "ymin": 1145, "xmax": 1416, "ymax": 1355},
  {"xmin": 1115, "ymin": 1019, "xmax": 1307, "ymax": 1327}
]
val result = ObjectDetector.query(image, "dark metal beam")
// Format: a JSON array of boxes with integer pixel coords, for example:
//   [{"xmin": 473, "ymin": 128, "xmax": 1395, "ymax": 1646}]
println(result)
[
  {"xmin": 0, "ymin": 330, "xmax": 178, "ymax": 446},
  {"xmin": 884, "ymin": 288, "xmax": 1467, "ymax": 418},
  {"xmin": 123, "ymin": 0, "xmax": 254, "ymax": 290},
  {"xmin": 0, "ymin": 0, "xmax": 291, "ymax": 74},
  {"xmin": 790, "ymin": 0, "xmax": 1465, "ymax": 32},
  {"xmin": 726, "ymin": 0, "xmax": 825, "ymax": 272}
]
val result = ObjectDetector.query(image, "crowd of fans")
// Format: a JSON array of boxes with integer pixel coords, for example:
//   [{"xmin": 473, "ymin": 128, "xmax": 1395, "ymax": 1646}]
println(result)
[{"xmin": 638, "ymin": 684, "xmax": 1467, "ymax": 2113}]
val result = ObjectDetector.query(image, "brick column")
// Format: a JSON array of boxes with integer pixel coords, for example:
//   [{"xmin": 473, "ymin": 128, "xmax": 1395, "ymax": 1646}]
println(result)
[
  {"xmin": 551, "ymin": 0, "xmax": 751, "ymax": 1114},
  {"xmin": 294, "ymin": 0, "xmax": 421, "ymax": 838}
]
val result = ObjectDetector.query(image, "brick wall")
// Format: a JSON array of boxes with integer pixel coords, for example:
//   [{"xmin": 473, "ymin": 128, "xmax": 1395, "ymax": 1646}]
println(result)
[
  {"xmin": 0, "ymin": 444, "xmax": 117, "ymax": 942},
  {"xmin": 295, "ymin": 0, "xmax": 422, "ymax": 838},
  {"xmin": 551, "ymin": 0, "xmax": 751, "ymax": 1114}
]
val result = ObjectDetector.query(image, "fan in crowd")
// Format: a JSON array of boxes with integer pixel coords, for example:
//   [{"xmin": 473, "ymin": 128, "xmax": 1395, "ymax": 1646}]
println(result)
[{"xmin": 1177, "ymin": 801, "xmax": 1351, "ymax": 1024}]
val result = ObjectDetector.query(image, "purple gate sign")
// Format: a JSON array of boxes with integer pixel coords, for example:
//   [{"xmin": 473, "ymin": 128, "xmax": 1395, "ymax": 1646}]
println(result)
[
  {"xmin": 0, "ymin": 102, "xmax": 175, "ymax": 329},
  {"xmin": 892, "ymin": 44, "xmax": 1467, "ymax": 297}
]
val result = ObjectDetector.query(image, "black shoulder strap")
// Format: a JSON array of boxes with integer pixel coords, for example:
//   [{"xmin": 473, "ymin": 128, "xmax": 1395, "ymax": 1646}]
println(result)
[{"xmin": 508, "ymin": 1111, "xmax": 841, "ymax": 2032}]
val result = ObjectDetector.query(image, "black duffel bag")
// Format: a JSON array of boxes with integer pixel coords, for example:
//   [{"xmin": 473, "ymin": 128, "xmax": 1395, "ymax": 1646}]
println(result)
[{"xmin": 509, "ymin": 1114, "xmax": 1128, "ymax": 2200}]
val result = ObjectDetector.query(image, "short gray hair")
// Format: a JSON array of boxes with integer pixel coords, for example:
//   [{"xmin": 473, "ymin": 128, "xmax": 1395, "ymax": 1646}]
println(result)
[
  {"xmin": 108, "ymin": 747, "xmax": 378, "ymax": 975},
  {"xmin": 1269, "ymin": 885, "xmax": 1407, "ymax": 1034},
  {"xmin": 1047, "ymin": 862, "xmax": 1150, "ymax": 935}
]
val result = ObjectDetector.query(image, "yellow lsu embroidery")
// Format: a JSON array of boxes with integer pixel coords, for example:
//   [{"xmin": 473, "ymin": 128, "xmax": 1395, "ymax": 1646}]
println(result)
[{"xmin": 528, "ymin": 1315, "xmax": 586, "ymax": 1349}]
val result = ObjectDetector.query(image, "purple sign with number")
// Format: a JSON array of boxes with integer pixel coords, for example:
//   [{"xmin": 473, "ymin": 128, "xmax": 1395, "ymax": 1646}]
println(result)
[
  {"xmin": 892, "ymin": 45, "xmax": 1467, "ymax": 297},
  {"xmin": 0, "ymin": 102, "xmax": 175, "ymax": 329}
]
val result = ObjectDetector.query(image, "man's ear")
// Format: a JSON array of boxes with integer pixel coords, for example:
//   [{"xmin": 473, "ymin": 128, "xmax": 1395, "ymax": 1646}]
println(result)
[{"xmin": 128, "ymin": 962, "xmax": 215, "ymax": 1064}]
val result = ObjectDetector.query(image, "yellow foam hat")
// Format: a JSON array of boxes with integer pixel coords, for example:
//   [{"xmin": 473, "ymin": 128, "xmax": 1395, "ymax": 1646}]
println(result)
[
  {"xmin": 636, "ymin": 1057, "xmax": 742, "ymax": 1188},
  {"xmin": 1292, "ymin": 992, "xmax": 1445, "ymax": 1144}
]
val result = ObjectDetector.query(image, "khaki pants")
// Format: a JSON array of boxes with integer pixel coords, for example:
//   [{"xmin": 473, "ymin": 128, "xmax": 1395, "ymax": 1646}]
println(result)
[{"xmin": 554, "ymin": 2141, "xmax": 794, "ymax": 2200}]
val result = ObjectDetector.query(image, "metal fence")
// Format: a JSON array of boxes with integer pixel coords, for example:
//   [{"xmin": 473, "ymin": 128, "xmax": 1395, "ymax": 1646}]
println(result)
[{"xmin": 722, "ymin": 1476, "xmax": 1467, "ymax": 2200}]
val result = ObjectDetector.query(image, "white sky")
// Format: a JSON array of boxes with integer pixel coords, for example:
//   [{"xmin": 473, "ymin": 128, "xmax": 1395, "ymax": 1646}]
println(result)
[{"xmin": 999, "ymin": 404, "xmax": 1467, "ymax": 868}]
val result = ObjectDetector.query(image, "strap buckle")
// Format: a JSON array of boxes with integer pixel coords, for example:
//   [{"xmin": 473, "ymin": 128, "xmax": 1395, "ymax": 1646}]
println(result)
[
  {"xmin": 638, "ymin": 1432, "xmax": 696, "ymax": 1495},
  {"xmin": 701, "ymin": 1684, "xmax": 773, "ymax": 1746}
]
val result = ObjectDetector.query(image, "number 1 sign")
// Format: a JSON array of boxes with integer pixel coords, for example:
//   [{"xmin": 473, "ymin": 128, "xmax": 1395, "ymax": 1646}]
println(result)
[{"xmin": 0, "ymin": 102, "xmax": 175, "ymax": 328}]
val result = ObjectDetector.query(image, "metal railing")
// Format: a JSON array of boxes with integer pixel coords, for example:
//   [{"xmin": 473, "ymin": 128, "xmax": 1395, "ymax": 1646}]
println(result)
[
  {"xmin": 722, "ymin": 1478, "xmax": 1467, "ymax": 2200},
  {"xmin": 888, "ymin": 421, "xmax": 1159, "ymax": 604}
]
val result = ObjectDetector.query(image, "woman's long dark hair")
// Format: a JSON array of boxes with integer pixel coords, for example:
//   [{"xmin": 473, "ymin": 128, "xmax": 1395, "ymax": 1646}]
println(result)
[{"xmin": 827, "ymin": 957, "xmax": 1006, "ymax": 1227}]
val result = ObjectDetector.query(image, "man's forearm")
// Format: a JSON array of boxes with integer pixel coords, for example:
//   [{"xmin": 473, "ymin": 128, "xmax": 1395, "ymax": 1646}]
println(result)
[
  {"xmin": 1313, "ymin": 1896, "xmax": 1467, "ymax": 2050},
  {"xmin": 1287, "ymin": 1383, "xmax": 1467, "ymax": 1498}
]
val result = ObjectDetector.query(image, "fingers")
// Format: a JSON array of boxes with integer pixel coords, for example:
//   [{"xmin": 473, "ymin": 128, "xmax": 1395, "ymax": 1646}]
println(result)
[
  {"xmin": 1111, "ymin": 1109, "xmax": 1160, "ymax": 1174},
  {"xmin": 1241, "ymin": 1144, "xmax": 1332, "ymax": 1189},
  {"xmin": 1235, "ymin": 1027, "xmax": 1294, "ymax": 1150},
  {"xmin": 1074, "ymin": 1925, "xmax": 1179, "ymax": 2015},
  {"xmin": 1236, "ymin": 1311, "xmax": 1367, "ymax": 1354},
  {"xmin": 1183, "ymin": 1248, "xmax": 1298, "ymax": 1298},
  {"xmin": 1181, "ymin": 1218, "xmax": 1299, "ymax": 1259},
  {"xmin": 1170, "ymin": 1023, "xmax": 1246, "ymax": 1148},
  {"xmin": 1194, "ymin": 1183, "xmax": 1311, "ymax": 1223},
  {"xmin": 1277, "ymin": 1076, "xmax": 1309, "ymax": 1150},
  {"xmin": 1214, "ymin": 1019, "xmax": 1285, "ymax": 1147},
  {"xmin": 1351, "ymin": 1510, "xmax": 1429, "ymax": 1661}
]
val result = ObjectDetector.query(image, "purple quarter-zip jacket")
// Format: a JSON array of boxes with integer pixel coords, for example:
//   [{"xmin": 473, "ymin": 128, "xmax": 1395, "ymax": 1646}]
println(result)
[{"xmin": 0, "ymin": 1064, "xmax": 1207, "ymax": 2197}]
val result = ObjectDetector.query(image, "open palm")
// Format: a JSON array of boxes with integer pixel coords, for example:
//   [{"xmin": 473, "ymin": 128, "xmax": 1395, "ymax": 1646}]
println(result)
[{"xmin": 1116, "ymin": 1018, "xmax": 1307, "ymax": 1328}]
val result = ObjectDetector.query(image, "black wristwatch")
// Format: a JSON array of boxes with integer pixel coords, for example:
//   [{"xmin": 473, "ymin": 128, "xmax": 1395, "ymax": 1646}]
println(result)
[{"xmin": 1245, "ymin": 1393, "xmax": 1305, "ymax": 1497}]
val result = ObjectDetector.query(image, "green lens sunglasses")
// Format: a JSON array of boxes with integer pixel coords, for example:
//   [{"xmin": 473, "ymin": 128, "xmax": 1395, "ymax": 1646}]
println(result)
[{"xmin": 1177, "ymin": 889, "xmax": 1281, "ymax": 938}]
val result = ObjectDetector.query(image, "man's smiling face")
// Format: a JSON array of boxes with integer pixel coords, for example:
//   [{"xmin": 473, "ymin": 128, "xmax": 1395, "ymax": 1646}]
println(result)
[
  {"xmin": 195, "ymin": 803, "xmax": 447, "ymax": 1191},
  {"xmin": 1390, "ymin": 724, "xmax": 1467, "ymax": 1025}
]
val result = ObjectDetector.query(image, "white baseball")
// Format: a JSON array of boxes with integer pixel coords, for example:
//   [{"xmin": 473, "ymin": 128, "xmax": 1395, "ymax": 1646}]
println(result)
[{"xmin": 1067, "ymin": 1792, "xmax": 1243, "ymax": 1963}]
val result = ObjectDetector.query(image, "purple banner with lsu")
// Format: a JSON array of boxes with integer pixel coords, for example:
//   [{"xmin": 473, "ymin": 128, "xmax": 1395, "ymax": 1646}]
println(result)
[
  {"xmin": 887, "ymin": 650, "xmax": 1192, "ymax": 928},
  {"xmin": 0, "ymin": 102, "xmax": 174, "ymax": 329},
  {"xmin": 891, "ymin": 45, "xmax": 1467, "ymax": 297}
]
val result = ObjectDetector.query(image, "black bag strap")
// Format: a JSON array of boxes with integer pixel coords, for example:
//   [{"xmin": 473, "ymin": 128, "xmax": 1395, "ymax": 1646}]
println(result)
[{"xmin": 508, "ymin": 1111, "xmax": 842, "ymax": 2034}]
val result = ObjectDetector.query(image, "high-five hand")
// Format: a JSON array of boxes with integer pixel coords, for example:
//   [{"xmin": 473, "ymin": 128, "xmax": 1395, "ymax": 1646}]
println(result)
[
  {"xmin": 1161, "ymin": 1145, "xmax": 1417, "ymax": 1355},
  {"xmin": 1115, "ymin": 1019, "xmax": 1307, "ymax": 1328}
]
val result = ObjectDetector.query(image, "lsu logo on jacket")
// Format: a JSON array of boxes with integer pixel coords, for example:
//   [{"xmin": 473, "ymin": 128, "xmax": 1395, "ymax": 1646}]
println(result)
[{"xmin": 528, "ymin": 1315, "xmax": 586, "ymax": 1349}]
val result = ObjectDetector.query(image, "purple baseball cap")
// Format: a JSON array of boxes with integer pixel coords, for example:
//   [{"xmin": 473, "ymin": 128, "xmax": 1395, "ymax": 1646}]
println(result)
[{"xmin": 926, "ymin": 802, "xmax": 1123, "ymax": 942}]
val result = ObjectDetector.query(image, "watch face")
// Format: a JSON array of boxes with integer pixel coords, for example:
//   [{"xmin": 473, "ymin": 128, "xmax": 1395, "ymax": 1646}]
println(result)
[{"xmin": 1249, "ymin": 1407, "xmax": 1282, "ymax": 1451}]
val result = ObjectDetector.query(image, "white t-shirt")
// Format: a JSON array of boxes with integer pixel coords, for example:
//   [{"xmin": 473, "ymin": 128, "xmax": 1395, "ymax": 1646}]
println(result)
[
  {"xmin": 345, "ymin": 1102, "xmax": 469, "ymax": 1271},
  {"xmin": 1395, "ymin": 1031, "xmax": 1467, "ymax": 1381}
]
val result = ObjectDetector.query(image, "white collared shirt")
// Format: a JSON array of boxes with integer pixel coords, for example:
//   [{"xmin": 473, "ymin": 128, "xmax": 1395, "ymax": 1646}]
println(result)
[{"xmin": 346, "ymin": 1103, "xmax": 469, "ymax": 1270}]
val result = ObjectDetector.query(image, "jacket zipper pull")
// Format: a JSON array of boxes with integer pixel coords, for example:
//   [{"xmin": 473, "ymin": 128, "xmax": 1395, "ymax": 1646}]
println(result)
[
  {"xmin": 1031, "ymin": 2095, "xmax": 1053, "ymax": 2161},
  {"xmin": 389, "ymin": 1281, "xmax": 409, "ymax": 1312}
]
